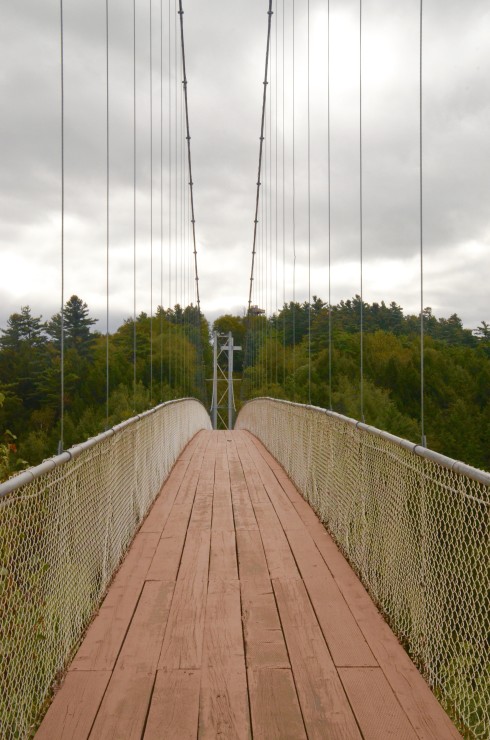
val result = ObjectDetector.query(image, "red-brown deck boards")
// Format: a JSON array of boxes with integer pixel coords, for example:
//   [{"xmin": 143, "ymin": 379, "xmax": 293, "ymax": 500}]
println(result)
[{"xmin": 36, "ymin": 429, "xmax": 461, "ymax": 739}]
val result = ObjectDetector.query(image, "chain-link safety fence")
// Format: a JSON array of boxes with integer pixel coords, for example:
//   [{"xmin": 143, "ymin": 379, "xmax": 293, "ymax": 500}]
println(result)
[
  {"xmin": 0, "ymin": 399, "xmax": 211, "ymax": 739},
  {"xmin": 237, "ymin": 398, "xmax": 490, "ymax": 739}
]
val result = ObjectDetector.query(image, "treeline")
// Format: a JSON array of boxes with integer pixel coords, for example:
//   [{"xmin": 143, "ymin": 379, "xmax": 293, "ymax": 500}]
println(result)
[
  {"xmin": 0, "ymin": 296, "xmax": 210, "ymax": 480},
  {"xmin": 2, "ymin": 294, "xmax": 489, "ymax": 480},
  {"xmin": 215, "ymin": 297, "xmax": 490, "ymax": 472}
]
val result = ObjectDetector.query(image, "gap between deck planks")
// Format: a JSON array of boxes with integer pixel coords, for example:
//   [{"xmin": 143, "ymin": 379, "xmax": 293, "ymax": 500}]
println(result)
[{"xmin": 36, "ymin": 430, "xmax": 460, "ymax": 740}]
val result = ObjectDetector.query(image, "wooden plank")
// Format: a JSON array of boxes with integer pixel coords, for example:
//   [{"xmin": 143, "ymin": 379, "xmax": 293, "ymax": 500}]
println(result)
[
  {"xmin": 203, "ymin": 579, "xmax": 245, "ymax": 665},
  {"xmin": 140, "ymin": 458, "xmax": 189, "ymax": 533},
  {"xmin": 35, "ymin": 670, "xmax": 111, "ymax": 740},
  {"xmin": 146, "ymin": 504, "xmax": 194, "ymax": 581},
  {"xmin": 248, "ymin": 668, "xmax": 307, "ymax": 740},
  {"xmin": 284, "ymin": 527, "xmax": 377, "ymax": 667},
  {"xmin": 236, "ymin": 528, "xmax": 269, "ymax": 581},
  {"xmin": 306, "ymin": 525, "xmax": 462, "ymax": 739},
  {"xmin": 273, "ymin": 577, "xmax": 362, "ymax": 740},
  {"xmin": 70, "ymin": 532, "xmax": 159, "ymax": 672},
  {"xmin": 229, "ymin": 457, "xmax": 258, "ymax": 531},
  {"xmin": 158, "ymin": 529, "xmax": 211, "ymax": 670},
  {"xmin": 209, "ymin": 529, "xmax": 238, "ymax": 581},
  {"xmin": 198, "ymin": 664, "xmax": 250, "ymax": 740},
  {"xmin": 144, "ymin": 669, "xmax": 201, "ymax": 739},
  {"xmin": 89, "ymin": 580, "xmax": 174, "ymax": 739},
  {"xmin": 241, "ymin": 578, "xmax": 290, "ymax": 669},
  {"xmin": 199, "ymin": 579, "xmax": 250, "ymax": 738},
  {"xmin": 339, "ymin": 667, "xmax": 418, "ymax": 740},
  {"xmin": 252, "ymin": 502, "xmax": 301, "ymax": 580}
]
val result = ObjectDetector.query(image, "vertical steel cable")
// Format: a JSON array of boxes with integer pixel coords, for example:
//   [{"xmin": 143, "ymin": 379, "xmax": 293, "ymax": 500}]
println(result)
[
  {"xmin": 275, "ymin": 4, "xmax": 279, "ymax": 385},
  {"xmin": 307, "ymin": 0, "xmax": 311, "ymax": 404},
  {"xmin": 292, "ymin": 0, "xmax": 296, "ymax": 402},
  {"xmin": 150, "ymin": 0, "xmax": 154, "ymax": 404},
  {"xmin": 359, "ymin": 0, "xmax": 364, "ymax": 421},
  {"xmin": 168, "ymin": 0, "xmax": 172, "ymax": 392},
  {"xmin": 59, "ymin": 0, "xmax": 65, "ymax": 452},
  {"xmin": 420, "ymin": 0, "xmax": 425, "ymax": 445},
  {"xmin": 173, "ymin": 0, "xmax": 178, "ymax": 394},
  {"xmin": 133, "ymin": 0, "xmax": 137, "ymax": 409},
  {"xmin": 327, "ymin": 0, "xmax": 332, "ymax": 410},
  {"xmin": 105, "ymin": 0, "xmax": 110, "ymax": 428},
  {"xmin": 282, "ymin": 0, "xmax": 286, "ymax": 388},
  {"xmin": 160, "ymin": 0, "xmax": 164, "ymax": 400}
]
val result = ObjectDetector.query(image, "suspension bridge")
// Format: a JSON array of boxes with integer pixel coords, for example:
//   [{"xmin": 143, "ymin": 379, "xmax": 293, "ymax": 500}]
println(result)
[{"xmin": 1, "ymin": 1, "xmax": 489, "ymax": 738}]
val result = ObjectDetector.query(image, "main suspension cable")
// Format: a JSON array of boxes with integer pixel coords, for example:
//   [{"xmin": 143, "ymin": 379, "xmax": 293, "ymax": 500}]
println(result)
[
  {"xmin": 247, "ymin": 0, "xmax": 274, "ymax": 315},
  {"xmin": 178, "ymin": 0, "xmax": 201, "ymax": 314}
]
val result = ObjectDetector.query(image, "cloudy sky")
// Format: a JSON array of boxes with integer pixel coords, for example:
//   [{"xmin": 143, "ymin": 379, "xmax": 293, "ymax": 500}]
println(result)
[{"xmin": 1, "ymin": 0, "xmax": 489, "ymax": 332}]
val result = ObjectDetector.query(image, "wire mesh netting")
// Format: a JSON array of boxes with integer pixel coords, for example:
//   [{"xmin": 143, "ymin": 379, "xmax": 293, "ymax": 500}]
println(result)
[
  {"xmin": 0, "ymin": 399, "xmax": 211, "ymax": 739},
  {"xmin": 237, "ymin": 398, "xmax": 490, "ymax": 740}
]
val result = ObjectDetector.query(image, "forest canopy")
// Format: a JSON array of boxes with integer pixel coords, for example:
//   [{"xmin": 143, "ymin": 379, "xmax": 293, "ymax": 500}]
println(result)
[{"xmin": 0, "ymin": 294, "xmax": 488, "ymax": 480}]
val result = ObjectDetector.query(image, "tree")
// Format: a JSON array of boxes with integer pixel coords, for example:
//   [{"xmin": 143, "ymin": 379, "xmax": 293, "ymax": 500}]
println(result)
[{"xmin": 46, "ymin": 295, "xmax": 98, "ymax": 357}]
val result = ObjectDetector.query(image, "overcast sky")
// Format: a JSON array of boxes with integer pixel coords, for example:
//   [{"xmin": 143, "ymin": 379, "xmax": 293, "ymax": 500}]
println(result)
[{"xmin": 1, "ymin": 0, "xmax": 489, "ymax": 332}]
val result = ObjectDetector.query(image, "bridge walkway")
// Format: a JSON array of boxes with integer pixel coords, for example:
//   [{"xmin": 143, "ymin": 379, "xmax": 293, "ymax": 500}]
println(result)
[{"xmin": 36, "ymin": 430, "xmax": 460, "ymax": 739}]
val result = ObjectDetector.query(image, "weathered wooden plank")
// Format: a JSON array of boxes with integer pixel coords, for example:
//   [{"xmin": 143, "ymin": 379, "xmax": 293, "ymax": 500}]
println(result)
[
  {"xmin": 158, "ymin": 529, "xmax": 211, "ymax": 670},
  {"xmin": 241, "ymin": 578, "xmax": 290, "ymax": 669},
  {"xmin": 236, "ymin": 528, "xmax": 269, "ymax": 581},
  {"xmin": 70, "ymin": 532, "xmax": 159, "ymax": 672},
  {"xmin": 305, "ymin": 525, "xmax": 462, "ymax": 739},
  {"xmin": 248, "ymin": 668, "xmax": 307, "ymax": 740},
  {"xmin": 88, "ymin": 580, "xmax": 174, "ymax": 738},
  {"xmin": 209, "ymin": 529, "xmax": 238, "ymax": 581},
  {"xmin": 140, "ymin": 458, "xmax": 190, "ymax": 533},
  {"xmin": 144, "ymin": 669, "xmax": 201, "ymax": 739},
  {"xmin": 273, "ymin": 577, "xmax": 362, "ymax": 740},
  {"xmin": 339, "ymin": 667, "xmax": 418, "ymax": 739},
  {"xmin": 285, "ymin": 527, "xmax": 377, "ymax": 667},
  {"xmin": 230, "ymin": 460, "xmax": 258, "ymax": 530},
  {"xmin": 36, "ymin": 670, "xmax": 111, "ymax": 740},
  {"xmin": 252, "ymin": 502, "xmax": 301, "ymax": 580}
]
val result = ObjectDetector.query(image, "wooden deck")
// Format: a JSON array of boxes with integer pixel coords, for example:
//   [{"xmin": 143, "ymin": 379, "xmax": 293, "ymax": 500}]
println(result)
[{"xmin": 36, "ymin": 430, "xmax": 460, "ymax": 739}]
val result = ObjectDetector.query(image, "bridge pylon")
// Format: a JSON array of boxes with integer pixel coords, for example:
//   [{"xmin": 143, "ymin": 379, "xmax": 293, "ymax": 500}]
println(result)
[{"xmin": 211, "ymin": 331, "xmax": 241, "ymax": 430}]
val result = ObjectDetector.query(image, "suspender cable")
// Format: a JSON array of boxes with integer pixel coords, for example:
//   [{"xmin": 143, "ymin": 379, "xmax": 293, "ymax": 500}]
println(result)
[
  {"xmin": 292, "ymin": 0, "xmax": 296, "ymax": 401},
  {"xmin": 133, "ymin": 0, "xmax": 137, "ymax": 409},
  {"xmin": 275, "ymin": 5, "xmax": 278, "ymax": 385},
  {"xmin": 177, "ymin": 1, "xmax": 201, "ymax": 314},
  {"xmin": 160, "ymin": 0, "xmax": 163, "ymax": 401},
  {"xmin": 327, "ymin": 0, "xmax": 332, "ymax": 410},
  {"xmin": 359, "ymin": 0, "xmax": 364, "ymax": 422},
  {"xmin": 105, "ymin": 0, "xmax": 110, "ymax": 428},
  {"xmin": 59, "ymin": 0, "xmax": 65, "ymax": 453},
  {"xmin": 307, "ymin": 0, "xmax": 311, "ymax": 405},
  {"xmin": 247, "ymin": 0, "xmax": 274, "ymax": 315},
  {"xmin": 282, "ymin": 0, "xmax": 286, "ymax": 388},
  {"xmin": 150, "ymin": 0, "xmax": 154, "ymax": 404},
  {"xmin": 420, "ymin": 0, "xmax": 425, "ymax": 446},
  {"xmin": 168, "ymin": 0, "xmax": 172, "ymax": 391}
]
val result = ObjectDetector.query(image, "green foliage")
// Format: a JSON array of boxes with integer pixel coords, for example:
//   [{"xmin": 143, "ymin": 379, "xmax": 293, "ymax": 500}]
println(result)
[
  {"xmin": 239, "ymin": 297, "xmax": 490, "ymax": 472},
  {"xmin": 0, "ymin": 298, "xmax": 211, "ymax": 481}
]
